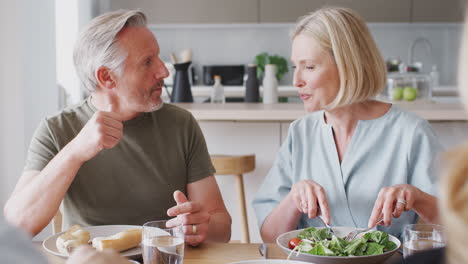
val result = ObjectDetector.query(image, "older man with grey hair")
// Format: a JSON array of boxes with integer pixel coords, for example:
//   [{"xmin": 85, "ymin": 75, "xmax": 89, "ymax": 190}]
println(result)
[{"xmin": 4, "ymin": 10, "xmax": 231, "ymax": 247}]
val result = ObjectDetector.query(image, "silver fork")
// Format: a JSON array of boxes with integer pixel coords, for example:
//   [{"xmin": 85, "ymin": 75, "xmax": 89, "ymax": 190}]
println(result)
[
  {"xmin": 344, "ymin": 218, "xmax": 384, "ymax": 241},
  {"xmin": 317, "ymin": 215, "xmax": 338, "ymax": 237}
]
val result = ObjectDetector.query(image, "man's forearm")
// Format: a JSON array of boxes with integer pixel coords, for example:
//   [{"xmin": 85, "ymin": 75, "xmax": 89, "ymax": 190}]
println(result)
[
  {"xmin": 207, "ymin": 210, "xmax": 232, "ymax": 242},
  {"xmin": 3, "ymin": 142, "xmax": 84, "ymax": 236}
]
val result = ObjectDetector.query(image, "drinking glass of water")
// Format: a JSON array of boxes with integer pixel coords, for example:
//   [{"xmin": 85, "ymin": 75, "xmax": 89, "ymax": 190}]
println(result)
[
  {"xmin": 403, "ymin": 224, "xmax": 445, "ymax": 258},
  {"xmin": 142, "ymin": 220, "xmax": 184, "ymax": 264}
]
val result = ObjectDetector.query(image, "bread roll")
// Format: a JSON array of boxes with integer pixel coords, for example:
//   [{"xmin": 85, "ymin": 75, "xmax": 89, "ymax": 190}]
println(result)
[
  {"xmin": 92, "ymin": 229, "xmax": 142, "ymax": 252},
  {"xmin": 56, "ymin": 225, "xmax": 91, "ymax": 255}
]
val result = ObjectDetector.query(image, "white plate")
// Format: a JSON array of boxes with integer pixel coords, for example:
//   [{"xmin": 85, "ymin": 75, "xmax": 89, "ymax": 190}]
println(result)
[
  {"xmin": 229, "ymin": 261, "xmax": 310, "ymax": 264},
  {"xmin": 42, "ymin": 225, "xmax": 142, "ymax": 259}
]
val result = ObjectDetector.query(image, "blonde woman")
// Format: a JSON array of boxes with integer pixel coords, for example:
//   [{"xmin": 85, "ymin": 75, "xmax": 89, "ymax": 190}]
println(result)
[{"xmin": 253, "ymin": 7, "xmax": 442, "ymax": 242}]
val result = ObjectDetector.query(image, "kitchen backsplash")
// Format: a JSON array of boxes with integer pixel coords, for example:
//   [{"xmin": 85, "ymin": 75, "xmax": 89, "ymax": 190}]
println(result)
[{"xmin": 151, "ymin": 23, "xmax": 462, "ymax": 87}]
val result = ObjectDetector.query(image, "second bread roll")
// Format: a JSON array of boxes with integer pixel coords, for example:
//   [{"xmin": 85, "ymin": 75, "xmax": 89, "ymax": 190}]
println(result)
[{"xmin": 92, "ymin": 229, "xmax": 142, "ymax": 252}]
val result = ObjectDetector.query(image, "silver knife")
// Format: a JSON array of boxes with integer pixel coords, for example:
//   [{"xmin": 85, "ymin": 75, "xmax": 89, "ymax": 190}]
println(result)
[{"xmin": 258, "ymin": 243, "xmax": 268, "ymax": 259}]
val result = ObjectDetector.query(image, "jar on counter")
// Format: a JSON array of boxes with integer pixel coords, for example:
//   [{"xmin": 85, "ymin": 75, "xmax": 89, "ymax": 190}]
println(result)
[
  {"xmin": 385, "ymin": 72, "xmax": 432, "ymax": 102},
  {"xmin": 211, "ymin": 75, "xmax": 225, "ymax": 103},
  {"xmin": 262, "ymin": 64, "xmax": 278, "ymax": 104}
]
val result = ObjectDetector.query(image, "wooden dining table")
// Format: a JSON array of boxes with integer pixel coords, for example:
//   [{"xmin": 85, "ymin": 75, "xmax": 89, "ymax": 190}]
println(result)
[{"xmin": 36, "ymin": 241, "xmax": 403, "ymax": 264}]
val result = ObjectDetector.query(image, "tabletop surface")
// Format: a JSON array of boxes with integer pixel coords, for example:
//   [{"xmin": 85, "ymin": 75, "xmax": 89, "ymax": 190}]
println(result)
[{"xmin": 36, "ymin": 241, "xmax": 402, "ymax": 264}]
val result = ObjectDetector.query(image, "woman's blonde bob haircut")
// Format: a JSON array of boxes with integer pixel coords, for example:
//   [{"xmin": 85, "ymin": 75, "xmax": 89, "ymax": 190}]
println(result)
[{"xmin": 292, "ymin": 7, "xmax": 386, "ymax": 110}]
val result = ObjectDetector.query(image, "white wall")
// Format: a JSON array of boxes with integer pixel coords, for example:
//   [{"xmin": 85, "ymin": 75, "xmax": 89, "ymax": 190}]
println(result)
[
  {"xmin": 0, "ymin": 2, "xmax": 25, "ymax": 205},
  {"xmin": 56, "ymin": 0, "xmax": 81, "ymax": 105},
  {"xmin": 0, "ymin": 0, "xmax": 58, "ymax": 205},
  {"xmin": 55, "ymin": 0, "xmax": 107, "ymax": 105}
]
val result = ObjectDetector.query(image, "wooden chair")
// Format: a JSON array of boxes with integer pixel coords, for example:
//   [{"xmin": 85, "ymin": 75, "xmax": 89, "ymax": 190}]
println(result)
[{"xmin": 211, "ymin": 154, "xmax": 255, "ymax": 243}]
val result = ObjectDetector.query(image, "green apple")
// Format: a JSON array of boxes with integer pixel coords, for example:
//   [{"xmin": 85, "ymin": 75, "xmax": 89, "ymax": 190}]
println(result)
[
  {"xmin": 403, "ymin": 86, "xmax": 418, "ymax": 101},
  {"xmin": 392, "ymin": 87, "xmax": 403, "ymax": 100}
]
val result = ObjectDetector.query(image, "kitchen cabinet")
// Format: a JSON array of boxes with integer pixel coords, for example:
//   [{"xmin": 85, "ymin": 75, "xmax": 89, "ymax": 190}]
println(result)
[
  {"xmin": 110, "ymin": 0, "xmax": 258, "ymax": 24},
  {"xmin": 259, "ymin": 0, "xmax": 411, "ymax": 23},
  {"xmin": 109, "ymin": 0, "xmax": 463, "ymax": 24},
  {"xmin": 412, "ymin": 0, "xmax": 466, "ymax": 22},
  {"xmin": 259, "ymin": 0, "xmax": 326, "ymax": 23}
]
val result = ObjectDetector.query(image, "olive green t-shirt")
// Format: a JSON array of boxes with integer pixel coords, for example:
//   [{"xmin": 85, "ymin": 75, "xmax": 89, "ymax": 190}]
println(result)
[{"xmin": 25, "ymin": 97, "xmax": 215, "ymax": 228}]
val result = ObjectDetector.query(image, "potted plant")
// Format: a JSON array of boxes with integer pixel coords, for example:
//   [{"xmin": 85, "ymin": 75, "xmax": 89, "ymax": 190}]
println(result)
[{"xmin": 254, "ymin": 52, "xmax": 289, "ymax": 82}]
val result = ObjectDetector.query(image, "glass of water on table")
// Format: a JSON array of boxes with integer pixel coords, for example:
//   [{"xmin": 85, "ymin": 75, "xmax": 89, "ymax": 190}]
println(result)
[
  {"xmin": 142, "ymin": 220, "xmax": 184, "ymax": 264},
  {"xmin": 403, "ymin": 224, "xmax": 445, "ymax": 258}
]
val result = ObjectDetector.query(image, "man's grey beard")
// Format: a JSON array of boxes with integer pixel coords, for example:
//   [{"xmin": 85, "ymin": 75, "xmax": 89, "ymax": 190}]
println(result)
[
  {"xmin": 145, "ymin": 80, "xmax": 165, "ymax": 112},
  {"xmin": 149, "ymin": 101, "xmax": 164, "ymax": 112}
]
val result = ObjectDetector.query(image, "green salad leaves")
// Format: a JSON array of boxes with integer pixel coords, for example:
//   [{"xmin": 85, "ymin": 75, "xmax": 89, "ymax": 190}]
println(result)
[{"xmin": 292, "ymin": 227, "xmax": 398, "ymax": 257}]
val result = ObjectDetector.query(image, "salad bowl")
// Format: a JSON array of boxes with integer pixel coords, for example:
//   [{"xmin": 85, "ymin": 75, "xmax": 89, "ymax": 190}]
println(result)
[{"xmin": 276, "ymin": 226, "xmax": 401, "ymax": 264}]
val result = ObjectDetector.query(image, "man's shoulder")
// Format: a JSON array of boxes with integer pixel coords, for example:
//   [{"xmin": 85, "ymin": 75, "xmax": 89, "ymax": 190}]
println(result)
[{"xmin": 43, "ymin": 99, "xmax": 92, "ymax": 129}]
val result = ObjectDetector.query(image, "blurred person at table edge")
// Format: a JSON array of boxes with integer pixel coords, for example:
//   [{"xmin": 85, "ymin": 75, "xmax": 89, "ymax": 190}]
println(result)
[
  {"xmin": 397, "ymin": 147, "xmax": 468, "ymax": 263},
  {"xmin": 439, "ymin": 9, "xmax": 468, "ymax": 263},
  {"xmin": 3, "ymin": 10, "xmax": 231, "ymax": 246},
  {"xmin": 0, "ymin": 211, "xmax": 132, "ymax": 264},
  {"xmin": 253, "ymin": 7, "xmax": 442, "ymax": 242},
  {"xmin": 397, "ymin": 8, "xmax": 468, "ymax": 264}
]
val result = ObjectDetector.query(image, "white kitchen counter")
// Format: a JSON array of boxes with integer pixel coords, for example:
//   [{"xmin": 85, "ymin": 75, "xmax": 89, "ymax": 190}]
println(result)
[{"xmin": 174, "ymin": 100, "xmax": 467, "ymax": 121}]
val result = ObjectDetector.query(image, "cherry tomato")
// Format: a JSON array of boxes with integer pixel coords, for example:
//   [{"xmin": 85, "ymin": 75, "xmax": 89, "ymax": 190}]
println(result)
[{"xmin": 288, "ymin": 238, "xmax": 301, "ymax": 249}]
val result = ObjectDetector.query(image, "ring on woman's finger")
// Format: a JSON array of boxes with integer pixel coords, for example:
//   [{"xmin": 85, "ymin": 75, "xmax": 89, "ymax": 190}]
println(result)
[
  {"xmin": 192, "ymin": 224, "xmax": 197, "ymax": 235},
  {"xmin": 301, "ymin": 201, "xmax": 308, "ymax": 209},
  {"xmin": 396, "ymin": 198, "xmax": 407, "ymax": 206}
]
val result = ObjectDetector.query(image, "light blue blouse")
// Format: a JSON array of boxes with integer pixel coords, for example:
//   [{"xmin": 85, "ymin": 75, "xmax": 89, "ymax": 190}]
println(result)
[{"xmin": 252, "ymin": 105, "xmax": 443, "ymax": 238}]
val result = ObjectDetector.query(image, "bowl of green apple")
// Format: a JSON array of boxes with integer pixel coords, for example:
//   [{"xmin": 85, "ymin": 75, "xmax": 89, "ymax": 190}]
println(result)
[
  {"xmin": 392, "ymin": 86, "xmax": 418, "ymax": 101},
  {"xmin": 387, "ymin": 72, "xmax": 433, "ymax": 101}
]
